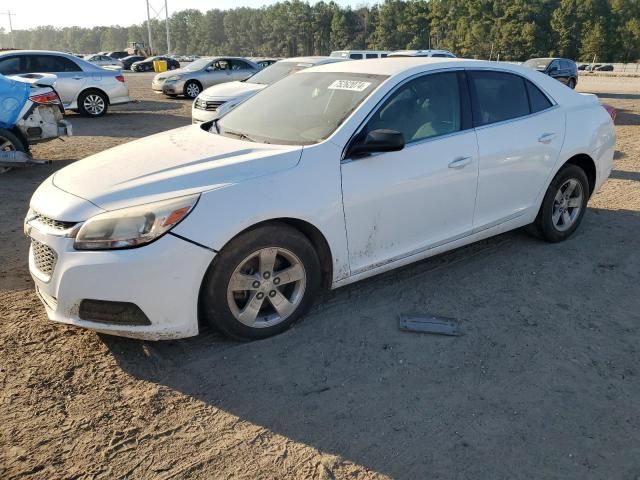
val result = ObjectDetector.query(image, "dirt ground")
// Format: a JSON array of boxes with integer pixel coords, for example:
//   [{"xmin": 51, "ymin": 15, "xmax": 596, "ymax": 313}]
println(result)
[{"xmin": 1, "ymin": 73, "xmax": 639, "ymax": 479}]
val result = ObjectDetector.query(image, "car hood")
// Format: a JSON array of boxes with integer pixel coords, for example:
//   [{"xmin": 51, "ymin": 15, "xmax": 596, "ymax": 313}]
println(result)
[
  {"xmin": 200, "ymin": 81, "xmax": 265, "ymax": 99},
  {"xmin": 52, "ymin": 125, "xmax": 303, "ymax": 212}
]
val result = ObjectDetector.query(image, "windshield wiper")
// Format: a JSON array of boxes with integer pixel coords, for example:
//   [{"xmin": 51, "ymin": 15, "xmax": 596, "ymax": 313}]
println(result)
[{"xmin": 221, "ymin": 128, "xmax": 260, "ymax": 143}]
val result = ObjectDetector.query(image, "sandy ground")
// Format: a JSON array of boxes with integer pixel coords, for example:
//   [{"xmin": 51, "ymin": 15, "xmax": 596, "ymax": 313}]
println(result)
[{"xmin": 1, "ymin": 74, "xmax": 639, "ymax": 479}]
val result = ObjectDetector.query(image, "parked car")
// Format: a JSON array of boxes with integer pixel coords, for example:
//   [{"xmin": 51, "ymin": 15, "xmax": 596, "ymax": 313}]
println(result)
[
  {"xmin": 330, "ymin": 50, "xmax": 389, "ymax": 59},
  {"xmin": 84, "ymin": 54, "xmax": 124, "ymax": 69},
  {"xmin": 388, "ymin": 49, "xmax": 456, "ymax": 58},
  {"xmin": 0, "ymin": 50, "xmax": 131, "ymax": 116},
  {"xmin": 577, "ymin": 63, "xmax": 588, "ymax": 71},
  {"xmin": 249, "ymin": 57, "xmax": 279, "ymax": 68},
  {"xmin": 106, "ymin": 51, "xmax": 129, "ymax": 60},
  {"xmin": 25, "ymin": 58, "xmax": 615, "ymax": 341},
  {"xmin": 595, "ymin": 64, "xmax": 614, "ymax": 72},
  {"xmin": 524, "ymin": 58, "xmax": 578, "ymax": 88},
  {"xmin": 152, "ymin": 56, "xmax": 260, "ymax": 99},
  {"xmin": 131, "ymin": 56, "xmax": 180, "ymax": 72},
  {"xmin": 192, "ymin": 56, "xmax": 346, "ymax": 123},
  {"xmin": 121, "ymin": 55, "xmax": 146, "ymax": 70},
  {"xmin": 0, "ymin": 73, "xmax": 71, "ymax": 174}
]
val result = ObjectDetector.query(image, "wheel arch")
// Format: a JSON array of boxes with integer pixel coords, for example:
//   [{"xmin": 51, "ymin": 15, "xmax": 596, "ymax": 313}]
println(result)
[
  {"xmin": 79, "ymin": 87, "xmax": 111, "ymax": 105},
  {"xmin": 184, "ymin": 78, "xmax": 203, "ymax": 94},
  {"xmin": 563, "ymin": 153, "xmax": 596, "ymax": 197},
  {"xmin": 215, "ymin": 217, "xmax": 334, "ymax": 290}
]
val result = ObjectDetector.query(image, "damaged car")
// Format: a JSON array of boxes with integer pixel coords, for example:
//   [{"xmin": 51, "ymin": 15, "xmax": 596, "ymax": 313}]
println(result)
[
  {"xmin": 25, "ymin": 58, "xmax": 615, "ymax": 341},
  {"xmin": 1, "ymin": 73, "xmax": 71, "ymax": 174}
]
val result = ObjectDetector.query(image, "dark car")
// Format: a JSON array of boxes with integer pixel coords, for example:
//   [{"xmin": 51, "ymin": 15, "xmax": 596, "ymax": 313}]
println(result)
[
  {"xmin": 106, "ymin": 51, "xmax": 129, "ymax": 60},
  {"xmin": 595, "ymin": 64, "xmax": 614, "ymax": 72},
  {"xmin": 121, "ymin": 55, "xmax": 146, "ymax": 70},
  {"xmin": 131, "ymin": 56, "xmax": 180, "ymax": 72},
  {"xmin": 524, "ymin": 57, "xmax": 578, "ymax": 89}
]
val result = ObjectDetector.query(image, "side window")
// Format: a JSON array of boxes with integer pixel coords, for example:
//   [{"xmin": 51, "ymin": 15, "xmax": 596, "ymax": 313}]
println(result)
[
  {"xmin": 215, "ymin": 60, "xmax": 230, "ymax": 70},
  {"xmin": 431, "ymin": 53, "xmax": 447, "ymax": 58},
  {"xmin": 549, "ymin": 60, "xmax": 560, "ymax": 72},
  {"xmin": 366, "ymin": 53, "xmax": 378, "ymax": 59},
  {"xmin": 231, "ymin": 60, "xmax": 251, "ymax": 70},
  {"xmin": 0, "ymin": 56, "xmax": 22, "ymax": 75},
  {"xmin": 364, "ymin": 71, "xmax": 461, "ymax": 144},
  {"xmin": 469, "ymin": 71, "xmax": 530, "ymax": 126},
  {"xmin": 350, "ymin": 53, "xmax": 363, "ymax": 59},
  {"xmin": 525, "ymin": 80, "xmax": 552, "ymax": 113},
  {"xmin": 33, "ymin": 55, "xmax": 81, "ymax": 73},
  {"xmin": 381, "ymin": 53, "xmax": 388, "ymax": 58}
]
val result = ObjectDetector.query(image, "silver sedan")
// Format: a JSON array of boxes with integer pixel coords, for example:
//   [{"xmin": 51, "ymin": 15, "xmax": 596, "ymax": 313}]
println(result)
[
  {"xmin": 152, "ymin": 57, "xmax": 260, "ymax": 99},
  {"xmin": 0, "ymin": 50, "xmax": 130, "ymax": 117}
]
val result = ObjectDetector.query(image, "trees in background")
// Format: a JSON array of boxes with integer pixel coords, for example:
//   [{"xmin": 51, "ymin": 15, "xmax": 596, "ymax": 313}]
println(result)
[{"xmin": 0, "ymin": 0, "xmax": 638, "ymax": 61}]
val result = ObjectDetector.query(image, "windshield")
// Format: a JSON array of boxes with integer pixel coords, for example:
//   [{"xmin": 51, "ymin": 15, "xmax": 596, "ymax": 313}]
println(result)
[
  {"xmin": 218, "ymin": 72, "xmax": 386, "ymax": 145},
  {"xmin": 184, "ymin": 58, "xmax": 212, "ymax": 71},
  {"xmin": 524, "ymin": 58, "xmax": 552, "ymax": 70},
  {"xmin": 247, "ymin": 61, "xmax": 314, "ymax": 85}
]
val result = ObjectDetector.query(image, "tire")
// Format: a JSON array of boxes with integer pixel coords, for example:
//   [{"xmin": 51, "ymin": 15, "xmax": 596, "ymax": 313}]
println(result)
[
  {"xmin": 77, "ymin": 90, "xmax": 108, "ymax": 117},
  {"xmin": 200, "ymin": 223, "xmax": 322, "ymax": 340},
  {"xmin": 530, "ymin": 164, "xmax": 589, "ymax": 242},
  {"xmin": 568, "ymin": 78, "xmax": 576, "ymax": 89},
  {"xmin": 0, "ymin": 129, "xmax": 27, "ymax": 174},
  {"xmin": 184, "ymin": 80, "xmax": 201, "ymax": 99}
]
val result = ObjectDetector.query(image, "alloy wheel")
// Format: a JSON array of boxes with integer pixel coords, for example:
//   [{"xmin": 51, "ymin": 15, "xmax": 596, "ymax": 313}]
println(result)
[
  {"xmin": 226, "ymin": 247, "xmax": 307, "ymax": 328},
  {"xmin": 552, "ymin": 178, "xmax": 583, "ymax": 232},
  {"xmin": 186, "ymin": 83, "xmax": 200, "ymax": 98},
  {"xmin": 83, "ymin": 94, "xmax": 106, "ymax": 115}
]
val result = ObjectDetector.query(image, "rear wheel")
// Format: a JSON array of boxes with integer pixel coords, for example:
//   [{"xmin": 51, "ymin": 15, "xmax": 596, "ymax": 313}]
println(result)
[
  {"xmin": 78, "ymin": 90, "xmax": 108, "ymax": 117},
  {"xmin": 200, "ymin": 223, "xmax": 321, "ymax": 340},
  {"xmin": 0, "ymin": 129, "xmax": 26, "ymax": 174},
  {"xmin": 530, "ymin": 164, "xmax": 589, "ymax": 242},
  {"xmin": 568, "ymin": 78, "xmax": 576, "ymax": 89}
]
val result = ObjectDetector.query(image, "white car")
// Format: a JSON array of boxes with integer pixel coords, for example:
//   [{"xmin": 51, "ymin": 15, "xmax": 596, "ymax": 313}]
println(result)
[
  {"xmin": 388, "ymin": 49, "xmax": 456, "ymax": 58},
  {"xmin": 25, "ymin": 58, "xmax": 615, "ymax": 341},
  {"xmin": 84, "ymin": 54, "xmax": 124, "ymax": 70},
  {"xmin": 192, "ymin": 56, "xmax": 345, "ymax": 124}
]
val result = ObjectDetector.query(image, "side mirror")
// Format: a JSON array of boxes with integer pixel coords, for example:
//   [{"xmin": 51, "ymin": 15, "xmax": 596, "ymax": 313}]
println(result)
[{"xmin": 348, "ymin": 129, "xmax": 405, "ymax": 158}]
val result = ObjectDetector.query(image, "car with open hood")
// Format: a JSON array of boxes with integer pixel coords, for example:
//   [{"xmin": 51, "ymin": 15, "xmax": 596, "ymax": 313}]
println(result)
[{"xmin": 26, "ymin": 57, "xmax": 615, "ymax": 341}]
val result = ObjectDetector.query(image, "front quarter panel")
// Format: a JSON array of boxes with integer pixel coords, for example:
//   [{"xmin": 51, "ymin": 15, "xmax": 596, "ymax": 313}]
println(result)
[{"xmin": 172, "ymin": 142, "xmax": 351, "ymax": 284}]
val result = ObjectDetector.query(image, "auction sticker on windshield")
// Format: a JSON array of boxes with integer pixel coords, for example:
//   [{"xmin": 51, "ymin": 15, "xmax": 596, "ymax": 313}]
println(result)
[{"xmin": 328, "ymin": 80, "xmax": 372, "ymax": 92}]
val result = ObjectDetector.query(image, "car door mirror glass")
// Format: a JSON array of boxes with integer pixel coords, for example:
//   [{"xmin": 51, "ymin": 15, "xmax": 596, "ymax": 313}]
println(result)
[{"xmin": 349, "ymin": 129, "xmax": 405, "ymax": 158}]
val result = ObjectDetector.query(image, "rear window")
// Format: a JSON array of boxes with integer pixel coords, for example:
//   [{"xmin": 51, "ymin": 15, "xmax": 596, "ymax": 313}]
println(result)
[
  {"xmin": 525, "ymin": 80, "xmax": 553, "ymax": 113},
  {"xmin": 469, "ymin": 71, "xmax": 530, "ymax": 126}
]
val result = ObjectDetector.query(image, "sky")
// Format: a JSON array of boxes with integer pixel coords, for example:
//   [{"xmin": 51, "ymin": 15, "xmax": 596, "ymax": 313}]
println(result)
[{"xmin": 3, "ymin": 0, "xmax": 366, "ymax": 30}]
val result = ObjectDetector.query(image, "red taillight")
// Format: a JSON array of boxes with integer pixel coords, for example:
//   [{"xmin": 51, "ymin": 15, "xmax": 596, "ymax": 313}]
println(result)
[
  {"xmin": 115, "ymin": 74, "xmax": 125, "ymax": 83},
  {"xmin": 602, "ymin": 104, "xmax": 617, "ymax": 122},
  {"xmin": 29, "ymin": 91, "xmax": 61, "ymax": 104}
]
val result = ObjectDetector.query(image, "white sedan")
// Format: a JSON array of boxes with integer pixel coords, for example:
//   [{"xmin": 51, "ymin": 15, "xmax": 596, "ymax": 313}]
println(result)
[{"xmin": 25, "ymin": 58, "xmax": 615, "ymax": 341}]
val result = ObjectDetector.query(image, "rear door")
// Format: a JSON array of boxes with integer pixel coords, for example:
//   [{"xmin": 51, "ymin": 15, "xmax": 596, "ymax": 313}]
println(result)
[
  {"xmin": 229, "ymin": 59, "xmax": 256, "ymax": 81},
  {"xmin": 468, "ymin": 70, "xmax": 565, "ymax": 230},
  {"xmin": 28, "ymin": 54, "xmax": 86, "ymax": 106}
]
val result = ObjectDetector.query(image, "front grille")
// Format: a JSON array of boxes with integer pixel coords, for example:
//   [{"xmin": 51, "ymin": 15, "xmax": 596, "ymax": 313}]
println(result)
[
  {"xmin": 32, "ymin": 239, "xmax": 57, "ymax": 278},
  {"xmin": 195, "ymin": 98, "xmax": 226, "ymax": 111},
  {"xmin": 32, "ymin": 212, "xmax": 76, "ymax": 231}
]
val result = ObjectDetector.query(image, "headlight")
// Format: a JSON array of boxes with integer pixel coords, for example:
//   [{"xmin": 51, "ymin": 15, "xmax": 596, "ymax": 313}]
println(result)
[
  {"xmin": 73, "ymin": 194, "xmax": 199, "ymax": 250},
  {"xmin": 165, "ymin": 75, "xmax": 182, "ymax": 82}
]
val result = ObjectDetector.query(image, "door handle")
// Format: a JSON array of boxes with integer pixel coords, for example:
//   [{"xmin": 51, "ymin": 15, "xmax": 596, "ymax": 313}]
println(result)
[
  {"xmin": 72, "ymin": 76, "xmax": 83, "ymax": 80},
  {"xmin": 448, "ymin": 156, "xmax": 472, "ymax": 169},
  {"xmin": 538, "ymin": 133, "xmax": 556, "ymax": 144}
]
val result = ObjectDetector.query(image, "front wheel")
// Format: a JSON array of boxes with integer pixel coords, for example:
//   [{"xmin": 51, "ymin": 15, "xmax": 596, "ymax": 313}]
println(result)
[
  {"xmin": 183, "ymin": 80, "xmax": 201, "ymax": 99},
  {"xmin": 530, "ymin": 164, "xmax": 589, "ymax": 242},
  {"xmin": 200, "ymin": 223, "xmax": 321, "ymax": 340},
  {"xmin": 0, "ymin": 129, "xmax": 27, "ymax": 174},
  {"xmin": 78, "ymin": 90, "xmax": 108, "ymax": 117}
]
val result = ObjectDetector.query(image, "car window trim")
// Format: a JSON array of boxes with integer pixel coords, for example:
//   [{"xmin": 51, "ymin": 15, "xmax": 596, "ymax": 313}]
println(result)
[
  {"xmin": 341, "ymin": 67, "xmax": 468, "ymax": 162},
  {"xmin": 465, "ymin": 68, "xmax": 557, "ymax": 130}
]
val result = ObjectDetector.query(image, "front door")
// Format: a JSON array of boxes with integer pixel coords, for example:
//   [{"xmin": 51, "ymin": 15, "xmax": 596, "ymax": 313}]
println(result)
[{"xmin": 341, "ymin": 71, "xmax": 479, "ymax": 274}]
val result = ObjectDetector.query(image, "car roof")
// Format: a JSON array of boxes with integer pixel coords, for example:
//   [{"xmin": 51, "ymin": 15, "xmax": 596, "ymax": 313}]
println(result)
[
  {"xmin": 278, "ymin": 56, "xmax": 346, "ymax": 65},
  {"xmin": 389, "ymin": 49, "xmax": 453, "ymax": 56}
]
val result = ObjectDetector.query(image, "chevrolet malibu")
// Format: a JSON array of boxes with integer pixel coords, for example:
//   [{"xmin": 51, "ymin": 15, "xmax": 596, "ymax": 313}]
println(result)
[{"xmin": 25, "ymin": 58, "xmax": 615, "ymax": 341}]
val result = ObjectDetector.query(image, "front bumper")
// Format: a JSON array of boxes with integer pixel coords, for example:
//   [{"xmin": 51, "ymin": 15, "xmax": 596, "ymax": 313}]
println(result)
[
  {"xmin": 26, "ymin": 224, "xmax": 215, "ymax": 340},
  {"xmin": 161, "ymin": 79, "xmax": 186, "ymax": 95}
]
